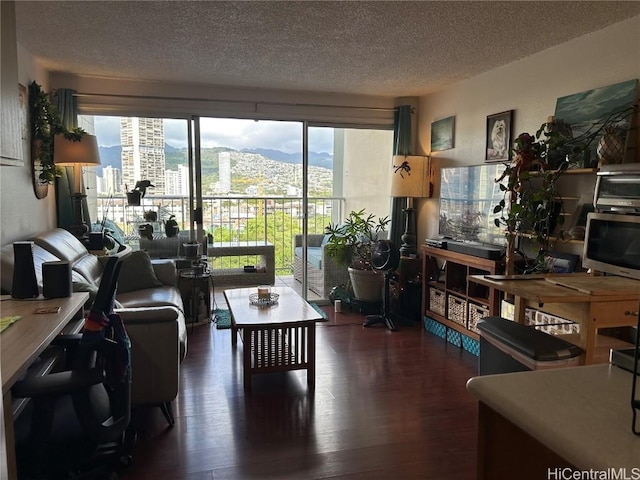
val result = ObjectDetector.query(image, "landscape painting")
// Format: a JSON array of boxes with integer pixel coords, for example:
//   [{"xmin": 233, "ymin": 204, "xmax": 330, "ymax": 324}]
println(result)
[
  {"xmin": 553, "ymin": 79, "xmax": 638, "ymax": 167},
  {"xmin": 431, "ymin": 116, "xmax": 454, "ymax": 152}
]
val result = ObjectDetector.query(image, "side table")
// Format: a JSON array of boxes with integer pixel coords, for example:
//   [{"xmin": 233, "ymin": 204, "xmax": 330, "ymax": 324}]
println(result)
[{"xmin": 178, "ymin": 269, "xmax": 214, "ymax": 325}]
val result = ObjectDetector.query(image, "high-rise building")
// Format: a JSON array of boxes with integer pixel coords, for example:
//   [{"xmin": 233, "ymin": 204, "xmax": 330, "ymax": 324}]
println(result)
[
  {"xmin": 219, "ymin": 151, "xmax": 231, "ymax": 193},
  {"xmin": 165, "ymin": 164, "xmax": 190, "ymax": 196},
  {"xmin": 101, "ymin": 165, "xmax": 122, "ymax": 194},
  {"xmin": 121, "ymin": 118, "xmax": 166, "ymax": 194}
]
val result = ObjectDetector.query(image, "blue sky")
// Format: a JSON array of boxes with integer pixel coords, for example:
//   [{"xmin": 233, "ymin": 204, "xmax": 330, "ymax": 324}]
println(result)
[{"xmin": 94, "ymin": 116, "xmax": 334, "ymax": 154}]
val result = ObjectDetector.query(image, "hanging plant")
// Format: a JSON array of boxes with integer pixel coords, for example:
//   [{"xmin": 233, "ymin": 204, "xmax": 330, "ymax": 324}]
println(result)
[{"xmin": 28, "ymin": 81, "xmax": 85, "ymax": 184}]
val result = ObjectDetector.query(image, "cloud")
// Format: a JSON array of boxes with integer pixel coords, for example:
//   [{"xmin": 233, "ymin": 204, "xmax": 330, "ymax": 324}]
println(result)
[{"xmin": 93, "ymin": 116, "xmax": 334, "ymax": 154}]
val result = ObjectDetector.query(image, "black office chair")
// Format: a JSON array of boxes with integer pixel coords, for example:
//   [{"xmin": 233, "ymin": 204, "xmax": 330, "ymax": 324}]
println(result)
[{"xmin": 13, "ymin": 255, "xmax": 134, "ymax": 479}]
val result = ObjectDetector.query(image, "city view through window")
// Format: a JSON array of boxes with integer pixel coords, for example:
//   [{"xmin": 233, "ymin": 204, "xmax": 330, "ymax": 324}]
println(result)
[{"xmin": 82, "ymin": 115, "xmax": 393, "ymax": 285}]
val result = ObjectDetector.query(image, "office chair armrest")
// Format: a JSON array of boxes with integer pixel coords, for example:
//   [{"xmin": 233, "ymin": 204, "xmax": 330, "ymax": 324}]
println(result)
[{"xmin": 12, "ymin": 369, "xmax": 105, "ymax": 398}]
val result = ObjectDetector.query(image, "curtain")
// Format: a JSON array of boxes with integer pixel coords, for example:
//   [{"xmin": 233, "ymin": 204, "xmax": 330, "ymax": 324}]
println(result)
[
  {"xmin": 55, "ymin": 89, "xmax": 90, "ymax": 231},
  {"xmin": 390, "ymin": 105, "xmax": 412, "ymax": 248}
]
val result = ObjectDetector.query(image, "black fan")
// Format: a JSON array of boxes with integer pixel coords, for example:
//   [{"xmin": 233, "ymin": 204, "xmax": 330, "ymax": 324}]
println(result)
[{"xmin": 364, "ymin": 240, "xmax": 400, "ymax": 331}]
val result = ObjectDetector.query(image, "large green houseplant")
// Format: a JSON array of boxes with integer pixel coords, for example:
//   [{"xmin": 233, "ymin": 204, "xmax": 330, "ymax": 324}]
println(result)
[{"xmin": 324, "ymin": 209, "xmax": 390, "ymax": 301}]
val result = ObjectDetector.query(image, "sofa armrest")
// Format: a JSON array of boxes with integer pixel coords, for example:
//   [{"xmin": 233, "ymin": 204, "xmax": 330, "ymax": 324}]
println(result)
[{"xmin": 152, "ymin": 259, "xmax": 177, "ymax": 287}]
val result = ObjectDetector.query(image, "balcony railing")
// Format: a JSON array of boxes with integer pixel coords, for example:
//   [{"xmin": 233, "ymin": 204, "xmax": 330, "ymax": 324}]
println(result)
[{"xmin": 96, "ymin": 195, "xmax": 344, "ymax": 275}]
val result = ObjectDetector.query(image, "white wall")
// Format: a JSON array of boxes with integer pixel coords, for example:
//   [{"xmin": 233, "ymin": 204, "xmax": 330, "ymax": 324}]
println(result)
[
  {"xmin": 0, "ymin": 43, "xmax": 54, "ymax": 245},
  {"xmin": 415, "ymin": 15, "xmax": 640, "ymax": 243}
]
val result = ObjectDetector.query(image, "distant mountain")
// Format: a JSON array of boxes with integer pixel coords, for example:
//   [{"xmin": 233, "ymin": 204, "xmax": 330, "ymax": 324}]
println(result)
[
  {"xmin": 241, "ymin": 148, "xmax": 333, "ymax": 169},
  {"xmin": 97, "ymin": 145, "xmax": 122, "ymax": 175},
  {"xmin": 97, "ymin": 144, "xmax": 333, "ymax": 174}
]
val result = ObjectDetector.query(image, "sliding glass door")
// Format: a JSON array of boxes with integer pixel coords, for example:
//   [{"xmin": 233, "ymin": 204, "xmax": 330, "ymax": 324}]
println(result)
[{"xmin": 82, "ymin": 113, "xmax": 393, "ymax": 302}]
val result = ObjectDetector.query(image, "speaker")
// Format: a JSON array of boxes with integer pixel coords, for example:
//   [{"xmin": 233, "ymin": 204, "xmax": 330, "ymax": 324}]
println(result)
[
  {"xmin": 42, "ymin": 261, "xmax": 72, "ymax": 299},
  {"xmin": 11, "ymin": 242, "xmax": 39, "ymax": 299},
  {"xmin": 88, "ymin": 232, "xmax": 105, "ymax": 250}
]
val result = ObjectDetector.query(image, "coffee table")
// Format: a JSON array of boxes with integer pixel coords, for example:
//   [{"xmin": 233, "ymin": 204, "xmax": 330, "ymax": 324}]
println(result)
[{"xmin": 223, "ymin": 286, "xmax": 324, "ymax": 391}]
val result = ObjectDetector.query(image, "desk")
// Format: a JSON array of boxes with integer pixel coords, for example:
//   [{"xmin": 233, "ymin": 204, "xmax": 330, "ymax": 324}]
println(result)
[
  {"xmin": 469, "ymin": 273, "xmax": 640, "ymax": 364},
  {"xmin": 223, "ymin": 286, "xmax": 323, "ymax": 391},
  {"xmin": 1, "ymin": 292, "xmax": 89, "ymax": 480}
]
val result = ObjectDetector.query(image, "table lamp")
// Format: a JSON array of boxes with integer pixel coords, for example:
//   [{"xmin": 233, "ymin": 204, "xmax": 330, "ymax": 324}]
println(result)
[
  {"xmin": 390, "ymin": 155, "xmax": 431, "ymax": 257},
  {"xmin": 54, "ymin": 134, "xmax": 101, "ymax": 237}
]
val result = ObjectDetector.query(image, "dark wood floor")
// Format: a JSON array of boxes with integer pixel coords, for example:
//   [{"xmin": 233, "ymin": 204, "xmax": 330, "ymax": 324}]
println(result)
[{"xmin": 122, "ymin": 308, "xmax": 480, "ymax": 480}]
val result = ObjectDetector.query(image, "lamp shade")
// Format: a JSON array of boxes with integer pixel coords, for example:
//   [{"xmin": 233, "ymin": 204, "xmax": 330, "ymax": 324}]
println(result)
[
  {"xmin": 54, "ymin": 134, "xmax": 101, "ymax": 166},
  {"xmin": 390, "ymin": 155, "xmax": 429, "ymax": 198}
]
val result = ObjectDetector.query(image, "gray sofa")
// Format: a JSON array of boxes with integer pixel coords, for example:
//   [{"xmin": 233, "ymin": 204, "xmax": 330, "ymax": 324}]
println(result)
[
  {"xmin": 293, "ymin": 233, "xmax": 350, "ymax": 298},
  {"xmin": 0, "ymin": 228, "xmax": 187, "ymax": 421}
]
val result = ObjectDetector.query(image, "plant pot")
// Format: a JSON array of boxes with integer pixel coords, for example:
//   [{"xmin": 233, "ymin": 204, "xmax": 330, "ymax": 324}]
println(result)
[
  {"xmin": 183, "ymin": 242, "xmax": 201, "ymax": 259},
  {"xmin": 348, "ymin": 267, "xmax": 384, "ymax": 302},
  {"xmin": 126, "ymin": 191, "xmax": 141, "ymax": 206}
]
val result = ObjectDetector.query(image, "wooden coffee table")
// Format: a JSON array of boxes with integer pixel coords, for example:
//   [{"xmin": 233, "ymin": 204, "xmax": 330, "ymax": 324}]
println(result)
[{"xmin": 223, "ymin": 286, "xmax": 324, "ymax": 391}]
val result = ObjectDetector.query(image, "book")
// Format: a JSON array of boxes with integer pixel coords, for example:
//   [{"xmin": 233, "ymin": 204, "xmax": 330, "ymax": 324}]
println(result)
[{"xmin": 34, "ymin": 306, "xmax": 61, "ymax": 314}]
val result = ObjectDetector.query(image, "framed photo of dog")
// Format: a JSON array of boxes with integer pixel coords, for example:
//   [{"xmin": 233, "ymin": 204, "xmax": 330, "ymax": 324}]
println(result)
[{"xmin": 485, "ymin": 110, "xmax": 513, "ymax": 162}]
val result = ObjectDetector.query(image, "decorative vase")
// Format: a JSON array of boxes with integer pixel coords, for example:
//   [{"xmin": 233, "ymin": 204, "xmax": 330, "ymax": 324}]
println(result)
[
  {"xmin": 11, "ymin": 242, "xmax": 39, "ymax": 299},
  {"xmin": 597, "ymin": 127, "xmax": 624, "ymax": 166}
]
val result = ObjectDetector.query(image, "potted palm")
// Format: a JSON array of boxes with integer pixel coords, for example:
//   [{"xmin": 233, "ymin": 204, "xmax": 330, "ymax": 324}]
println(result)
[{"xmin": 324, "ymin": 209, "xmax": 390, "ymax": 301}]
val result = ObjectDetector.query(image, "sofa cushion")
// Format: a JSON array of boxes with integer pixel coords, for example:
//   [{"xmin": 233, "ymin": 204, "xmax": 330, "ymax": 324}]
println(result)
[
  {"xmin": 116, "ymin": 250, "xmax": 163, "ymax": 294},
  {"xmin": 31, "ymin": 228, "xmax": 88, "ymax": 264},
  {"xmin": 72, "ymin": 254, "xmax": 103, "ymax": 285},
  {"xmin": 293, "ymin": 246, "xmax": 323, "ymax": 270}
]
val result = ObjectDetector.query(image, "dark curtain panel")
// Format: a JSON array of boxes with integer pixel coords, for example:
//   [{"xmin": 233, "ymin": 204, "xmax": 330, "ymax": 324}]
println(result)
[
  {"xmin": 390, "ymin": 105, "xmax": 412, "ymax": 248},
  {"xmin": 55, "ymin": 89, "xmax": 90, "ymax": 231}
]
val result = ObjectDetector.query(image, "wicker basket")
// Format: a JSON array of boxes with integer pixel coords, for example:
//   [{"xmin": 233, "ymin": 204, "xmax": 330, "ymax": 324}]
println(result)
[
  {"xmin": 447, "ymin": 294, "xmax": 467, "ymax": 327},
  {"xmin": 467, "ymin": 302, "xmax": 489, "ymax": 334},
  {"xmin": 429, "ymin": 288, "xmax": 446, "ymax": 316}
]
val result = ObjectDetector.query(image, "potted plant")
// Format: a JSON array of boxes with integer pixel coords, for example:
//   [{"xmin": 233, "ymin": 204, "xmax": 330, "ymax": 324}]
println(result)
[
  {"xmin": 29, "ymin": 81, "xmax": 86, "ymax": 185},
  {"xmin": 126, "ymin": 180, "xmax": 155, "ymax": 206},
  {"xmin": 325, "ymin": 209, "xmax": 390, "ymax": 301},
  {"xmin": 494, "ymin": 103, "xmax": 638, "ymax": 274}
]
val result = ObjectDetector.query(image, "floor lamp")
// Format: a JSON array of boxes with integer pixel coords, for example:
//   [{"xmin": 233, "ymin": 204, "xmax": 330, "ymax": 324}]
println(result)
[
  {"xmin": 390, "ymin": 155, "xmax": 430, "ymax": 257},
  {"xmin": 54, "ymin": 134, "xmax": 101, "ymax": 238}
]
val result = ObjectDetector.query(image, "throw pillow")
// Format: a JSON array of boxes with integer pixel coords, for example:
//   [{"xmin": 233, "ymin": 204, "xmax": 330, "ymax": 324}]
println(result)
[{"xmin": 114, "ymin": 250, "xmax": 163, "ymax": 294}]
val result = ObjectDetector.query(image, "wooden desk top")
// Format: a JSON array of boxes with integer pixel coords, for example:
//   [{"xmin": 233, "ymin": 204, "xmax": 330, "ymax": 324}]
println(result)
[
  {"xmin": 223, "ymin": 286, "xmax": 324, "ymax": 327},
  {"xmin": 469, "ymin": 273, "xmax": 640, "ymax": 304},
  {"xmin": 0, "ymin": 292, "xmax": 89, "ymax": 393}
]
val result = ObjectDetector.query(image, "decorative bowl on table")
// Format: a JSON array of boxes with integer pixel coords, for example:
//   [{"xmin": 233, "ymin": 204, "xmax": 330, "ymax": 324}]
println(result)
[{"xmin": 249, "ymin": 293, "xmax": 279, "ymax": 306}]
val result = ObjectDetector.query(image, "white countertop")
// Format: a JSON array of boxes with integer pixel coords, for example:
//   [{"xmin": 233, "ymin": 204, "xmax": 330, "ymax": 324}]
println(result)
[{"xmin": 467, "ymin": 365, "xmax": 640, "ymax": 469}]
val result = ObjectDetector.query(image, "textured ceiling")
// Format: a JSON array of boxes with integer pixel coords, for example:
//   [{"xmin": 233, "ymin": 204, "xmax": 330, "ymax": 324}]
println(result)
[{"xmin": 14, "ymin": 1, "xmax": 640, "ymax": 97}]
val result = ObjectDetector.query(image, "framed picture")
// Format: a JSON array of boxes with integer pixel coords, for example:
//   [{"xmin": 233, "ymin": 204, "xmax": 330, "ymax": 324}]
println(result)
[
  {"xmin": 543, "ymin": 251, "xmax": 580, "ymax": 273},
  {"xmin": 431, "ymin": 116, "xmax": 454, "ymax": 152},
  {"xmin": 554, "ymin": 79, "xmax": 638, "ymax": 167},
  {"xmin": 485, "ymin": 110, "xmax": 513, "ymax": 162}
]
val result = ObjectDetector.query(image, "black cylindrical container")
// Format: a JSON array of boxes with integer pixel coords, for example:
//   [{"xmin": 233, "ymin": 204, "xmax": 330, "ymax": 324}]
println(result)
[
  {"xmin": 42, "ymin": 261, "xmax": 72, "ymax": 298},
  {"xmin": 11, "ymin": 241, "xmax": 39, "ymax": 299}
]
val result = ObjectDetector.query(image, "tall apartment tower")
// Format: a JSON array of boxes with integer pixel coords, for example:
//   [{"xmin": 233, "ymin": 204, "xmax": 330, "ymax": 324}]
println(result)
[
  {"xmin": 101, "ymin": 165, "xmax": 122, "ymax": 194},
  {"xmin": 120, "ymin": 118, "xmax": 166, "ymax": 194},
  {"xmin": 218, "ymin": 151, "xmax": 231, "ymax": 193}
]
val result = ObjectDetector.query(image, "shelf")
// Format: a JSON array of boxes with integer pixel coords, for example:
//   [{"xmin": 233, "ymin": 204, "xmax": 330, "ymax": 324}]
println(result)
[
  {"xmin": 467, "ymin": 295, "xmax": 490, "ymax": 307},
  {"xmin": 426, "ymin": 310, "xmax": 480, "ymax": 341},
  {"xmin": 528, "ymin": 168, "xmax": 597, "ymax": 176}
]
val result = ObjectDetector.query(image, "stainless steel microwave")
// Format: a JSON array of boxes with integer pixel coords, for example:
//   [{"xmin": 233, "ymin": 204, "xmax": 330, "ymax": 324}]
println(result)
[
  {"xmin": 582, "ymin": 212, "xmax": 640, "ymax": 279},
  {"xmin": 594, "ymin": 164, "xmax": 640, "ymax": 212}
]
